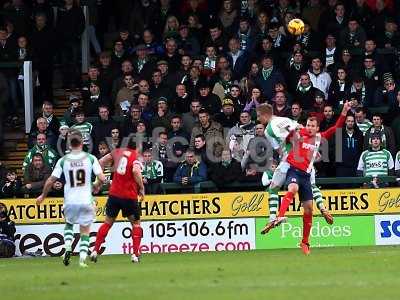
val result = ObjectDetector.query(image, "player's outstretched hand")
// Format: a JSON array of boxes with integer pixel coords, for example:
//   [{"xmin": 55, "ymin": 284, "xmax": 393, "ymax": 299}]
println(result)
[
  {"xmin": 341, "ymin": 101, "xmax": 351, "ymax": 115},
  {"xmin": 36, "ymin": 194, "xmax": 44, "ymax": 205}
]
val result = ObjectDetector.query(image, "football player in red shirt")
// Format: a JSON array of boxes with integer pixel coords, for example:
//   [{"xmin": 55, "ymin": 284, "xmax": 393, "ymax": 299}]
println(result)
[
  {"xmin": 91, "ymin": 138, "xmax": 145, "ymax": 263},
  {"xmin": 264, "ymin": 102, "xmax": 351, "ymax": 255}
]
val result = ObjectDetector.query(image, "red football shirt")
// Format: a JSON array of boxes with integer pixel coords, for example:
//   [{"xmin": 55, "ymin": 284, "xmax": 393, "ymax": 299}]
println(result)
[
  {"xmin": 109, "ymin": 148, "xmax": 139, "ymax": 200},
  {"xmin": 287, "ymin": 114, "xmax": 345, "ymax": 173}
]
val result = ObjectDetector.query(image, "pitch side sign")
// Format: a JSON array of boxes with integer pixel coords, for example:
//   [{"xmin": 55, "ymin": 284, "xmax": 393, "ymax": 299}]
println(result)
[{"xmin": 3, "ymin": 188, "xmax": 400, "ymax": 224}]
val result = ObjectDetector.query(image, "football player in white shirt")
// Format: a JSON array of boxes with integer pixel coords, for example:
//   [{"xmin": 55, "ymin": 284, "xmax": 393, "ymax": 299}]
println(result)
[{"xmin": 37, "ymin": 130, "xmax": 105, "ymax": 268}]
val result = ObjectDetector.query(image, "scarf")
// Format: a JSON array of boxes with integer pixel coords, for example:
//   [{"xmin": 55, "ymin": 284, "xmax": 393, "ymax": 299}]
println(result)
[
  {"xmin": 262, "ymin": 67, "xmax": 273, "ymax": 80},
  {"xmin": 204, "ymin": 57, "xmax": 216, "ymax": 70},
  {"xmin": 222, "ymin": 160, "xmax": 231, "ymax": 167},
  {"xmin": 365, "ymin": 67, "xmax": 376, "ymax": 78},
  {"xmin": 298, "ymin": 84, "xmax": 312, "ymax": 93}
]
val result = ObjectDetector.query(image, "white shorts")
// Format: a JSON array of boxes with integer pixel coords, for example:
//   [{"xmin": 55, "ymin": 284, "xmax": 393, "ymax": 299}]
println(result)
[
  {"xmin": 63, "ymin": 203, "xmax": 95, "ymax": 227},
  {"xmin": 271, "ymin": 161, "xmax": 316, "ymax": 187}
]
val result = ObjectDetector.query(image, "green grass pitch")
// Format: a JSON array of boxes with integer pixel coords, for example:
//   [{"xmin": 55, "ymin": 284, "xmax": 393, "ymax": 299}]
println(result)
[{"xmin": 2, "ymin": 246, "xmax": 399, "ymax": 300}]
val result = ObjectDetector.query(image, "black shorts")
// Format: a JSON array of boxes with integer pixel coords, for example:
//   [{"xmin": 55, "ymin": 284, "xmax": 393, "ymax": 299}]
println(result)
[
  {"xmin": 285, "ymin": 167, "xmax": 313, "ymax": 202},
  {"xmin": 106, "ymin": 195, "xmax": 141, "ymax": 220}
]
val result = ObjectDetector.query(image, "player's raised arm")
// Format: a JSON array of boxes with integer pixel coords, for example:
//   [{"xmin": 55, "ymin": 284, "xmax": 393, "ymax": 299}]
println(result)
[
  {"xmin": 321, "ymin": 101, "xmax": 351, "ymax": 139},
  {"xmin": 92, "ymin": 155, "xmax": 107, "ymax": 194}
]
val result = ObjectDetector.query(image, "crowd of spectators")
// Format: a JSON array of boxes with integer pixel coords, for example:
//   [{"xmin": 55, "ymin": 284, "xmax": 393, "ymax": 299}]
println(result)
[{"xmin": 1, "ymin": 0, "xmax": 400, "ymax": 197}]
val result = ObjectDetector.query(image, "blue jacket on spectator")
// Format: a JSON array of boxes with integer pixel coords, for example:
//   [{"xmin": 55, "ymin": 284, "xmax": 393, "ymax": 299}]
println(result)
[{"xmin": 173, "ymin": 161, "xmax": 207, "ymax": 185}]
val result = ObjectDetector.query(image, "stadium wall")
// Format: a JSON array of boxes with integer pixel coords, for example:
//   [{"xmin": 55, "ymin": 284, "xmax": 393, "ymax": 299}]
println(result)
[{"xmin": 3, "ymin": 188, "xmax": 400, "ymax": 256}]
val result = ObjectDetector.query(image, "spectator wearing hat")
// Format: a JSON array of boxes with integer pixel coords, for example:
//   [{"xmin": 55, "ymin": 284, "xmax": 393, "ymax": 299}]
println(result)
[
  {"xmin": 255, "ymin": 55, "xmax": 285, "ymax": 102},
  {"xmin": 373, "ymin": 73, "xmax": 399, "ymax": 107},
  {"xmin": 157, "ymin": 59, "xmax": 180, "ymax": 89},
  {"xmin": 131, "ymin": 44, "xmax": 155, "ymax": 80},
  {"xmin": 151, "ymin": 97, "xmax": 173, "ymax": 131},
  {"xmin": 328, "ymin": 67, "xmax": 352, "ymax": 108},
  {"xmin": 363, "ymin": 113, "xmax": 396, "ymax": 157},
  {"xmin": 115, "ymin": 74, "xmax": 137, "ymax": 116},
  {"xmin": 339, "ymin": 17, "xmax": 367, "ymax": 51},
  {"xmin": 190, "ymin": 109, "xmax": 224, "ymax": 160},
  {"xmin": 63, "ymin": 94, "xmax": 81, "ymax": 126},
  {"xmin": 197, "ymin": 81, "xmax": 222, "ymax": 115},
  {"xmin": 177, "ymin": 23, "xmax": 200, "ymax": 56},
  {"xmin": 57, "ymin": 124, "xmax": 69, "ymax": 155},
  {"xmin": 307, "ymin": 56, "xmax": 332, "ymax": 98},
  {"xmin": 214, "ymin": 97, "xmax": 239, "ymax": 129},
  {"xmin": 226, "ymin": 37, "xmax": 250, "ymax": 81},
  {"xmin": 182, "ymin": 99, "xmax": 202, "ymax": 134},
  {"xmin": 357, "ymin": 132, "xmax": 394, "ymax": 188}
]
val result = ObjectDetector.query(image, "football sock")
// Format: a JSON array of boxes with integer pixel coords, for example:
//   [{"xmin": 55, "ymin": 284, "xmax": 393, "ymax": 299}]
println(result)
[
  {"xmin": 302, "ymin": 212, "xmax": 313, "ymax": 244},
  {"xmin": 94, "ymin": 223, "xmax": 112, "ymax": 253},
  {"xmin": 268, "ymin": 187, "xmax": 280, "ymax": 220},
  {"xmin": 278, "ymin": 191, "xmax": 294, "ymax": 218},
  {"xmin": 312, "ymin": 184, "xmax": 325, "ymax": 211},
  {"xmin": 64, "ymin": 223, "xmax": 73, "ymax": 252},
  {"xmin": 132, "ymin": 225, "xmax": 143, "ymax": 257},
  {"xmin": 80, "ymin": 235, "xmax": 90, "ymax": 262}
]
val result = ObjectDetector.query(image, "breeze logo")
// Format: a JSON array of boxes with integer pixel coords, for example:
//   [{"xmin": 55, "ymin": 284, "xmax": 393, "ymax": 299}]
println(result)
[
  {"xmin": 375, "ymin": 215, "xmax": 400, "ymax": 245},
  {"xmin": 380, "ymin": 220, "xmax": 400, "ymax": 238}
]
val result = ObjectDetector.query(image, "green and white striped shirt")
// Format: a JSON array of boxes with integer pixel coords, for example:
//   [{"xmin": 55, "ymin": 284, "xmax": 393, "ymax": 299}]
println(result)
[
  {"xmin": 356, "ymin": 120, "xmax": 372, "ymax": 136},
  {"xmin": 395, "ymin": 151, "xmax": 400, "ymax": 171},
  {"xmin": 265, "ymin": 116, "xmax": 298, "ymax": 155},
  {"xmin": 71, "ymin": 121, "xmax": 93, "ymax": 145},
  {"xmin": 357, "ymin": 149, "xmax": 394, "ymax": 177}
]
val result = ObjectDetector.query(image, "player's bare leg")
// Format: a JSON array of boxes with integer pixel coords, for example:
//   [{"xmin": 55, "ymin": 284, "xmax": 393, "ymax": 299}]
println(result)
[
  {"xmin": 91, "ymin": 216, "xmax": 115, "ymax": 262},
  {"xmin": 300, "ymin": 200, "xmax": 313, "ymax": 255},
  {"xmin": 79, "ymin": 224, "xmax": 91, "ymax": 267},
  {"xmin": 128, "ymin": 215, "xmax": 142, "ymax": 263},
  {"xmin": 261, "ymin": 183, "xmax": 297, "ymax": 234}
]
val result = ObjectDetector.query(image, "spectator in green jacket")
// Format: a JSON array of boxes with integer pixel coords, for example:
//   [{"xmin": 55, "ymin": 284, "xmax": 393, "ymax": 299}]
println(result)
[{"xmin": 23, "ymin": 133, "xmax": 58, "ymax": 171}]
